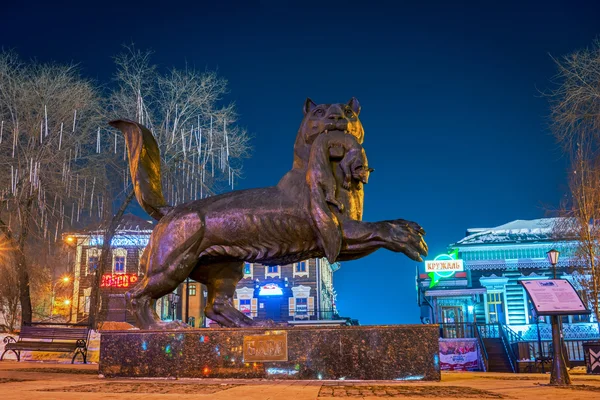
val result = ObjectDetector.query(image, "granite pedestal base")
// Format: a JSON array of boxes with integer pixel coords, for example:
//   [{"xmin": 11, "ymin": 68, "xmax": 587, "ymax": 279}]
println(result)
[{"xmin": 99, "ymin": 325, "xmax": 440, "ymax": 381}]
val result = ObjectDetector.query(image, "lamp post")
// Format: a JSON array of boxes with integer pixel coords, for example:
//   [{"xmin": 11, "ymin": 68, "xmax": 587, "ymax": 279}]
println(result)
[
  {"xmin": 50, "ymin": 276, "xmax": 71, "ymax": 318},
  {"xmin": 546, "ymin": 249, "xmax": 571, "ymax": 386},
  {"xmin": 168, "ymin": 292, "xmax": 180, "ymax": 321}
]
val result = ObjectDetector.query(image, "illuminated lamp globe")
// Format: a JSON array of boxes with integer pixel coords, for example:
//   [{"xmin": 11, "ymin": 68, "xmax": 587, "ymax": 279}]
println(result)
[
  {"xmin": 546, "ymin": 249, "xmax": 560, "ymax": 266},
  {"xmin": 64, "ymin": 299, "xmax": 71, "ymax": 306}
]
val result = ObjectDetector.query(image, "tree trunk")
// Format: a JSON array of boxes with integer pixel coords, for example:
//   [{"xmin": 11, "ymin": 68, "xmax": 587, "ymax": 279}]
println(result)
[
  {"xmin": 16, "ymin": 198, "xmax": 33, "ymax": 325},
  {"xmin": 88, "ymin": 189, "xmax": 135, "ymax": 329}
]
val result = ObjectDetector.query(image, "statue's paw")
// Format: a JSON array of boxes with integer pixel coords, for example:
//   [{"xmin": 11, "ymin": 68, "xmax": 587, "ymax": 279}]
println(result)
[
  {"xmin": 252, "ymin": 319, "xmax": 278, "ymax": 328},
  {"xmin": 385, "ymin": 219, "xmax": 428, "ymax": 261}
]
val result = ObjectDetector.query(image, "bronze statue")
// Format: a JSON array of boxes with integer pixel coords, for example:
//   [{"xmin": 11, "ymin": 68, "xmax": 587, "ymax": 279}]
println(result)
[{"xmin": 109, "ymin": 97, "xmax": 428, "ymax": 329}]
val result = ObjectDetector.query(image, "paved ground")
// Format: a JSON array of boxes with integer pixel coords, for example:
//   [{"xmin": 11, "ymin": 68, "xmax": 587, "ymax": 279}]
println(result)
[{"xmin": 1, "ymin": 361, "xmax": 599, "ymax": 399}]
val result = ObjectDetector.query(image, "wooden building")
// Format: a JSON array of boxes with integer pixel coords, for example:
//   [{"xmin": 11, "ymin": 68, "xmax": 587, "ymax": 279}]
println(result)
[{"xmin": 417, "ymin": 218, "xmax": 599, "ymax": 369}]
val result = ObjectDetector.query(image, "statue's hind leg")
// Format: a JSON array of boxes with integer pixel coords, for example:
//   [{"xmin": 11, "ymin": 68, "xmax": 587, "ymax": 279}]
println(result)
[
  {"xmin": 191, "ymin": 261, "xmax": 257, "ymax": 327},
  {"xmin": 126, "ymin": 231, "xmax": 204, "ymax": 329}
]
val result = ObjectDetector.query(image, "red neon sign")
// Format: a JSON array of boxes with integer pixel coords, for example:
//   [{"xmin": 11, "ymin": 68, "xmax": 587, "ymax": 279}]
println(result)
[{"xmin": 100, "ymin": 274, "xmax": 139, "ymax": 288}]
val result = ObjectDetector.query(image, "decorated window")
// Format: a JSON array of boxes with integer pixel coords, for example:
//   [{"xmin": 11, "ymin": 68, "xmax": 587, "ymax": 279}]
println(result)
[
  {"xmin": 265, "ymin": 264, "xmax": 280, "ymax": 278},
  {"xmin": 88, "ymin": 257, "xmax": 99, "ymax": 274},
  {"xmin": 486, "ymin": 292, "xmax": 505, "ymax": 324},
  {"xmin": 112, "ymin": 248, "xmax": 127, "ymax": 274},
  {"xmin": 115, "ymin": 257, "xmax": 125, "ymax": 273},
  {"xmin": 293, "ymin": 261, "xmax": 309, "ymax": 278},
  {"xmin": 86, "ymin": 248, "xmax": 100, "ymax": 276},
  {"xmin": 296, "ymin": 297, "xmax": 308, "ymax": 315},
  {"xmin": 234, "ymin": 287, "xmax": 257, "ymax": 318},
  {"xmin": 239, "ymin": 299, "xmax": 251, "ymax": 315},
  {"xmin": 290, "ymin": 285, "xmax": 314, "ymax": 318}
]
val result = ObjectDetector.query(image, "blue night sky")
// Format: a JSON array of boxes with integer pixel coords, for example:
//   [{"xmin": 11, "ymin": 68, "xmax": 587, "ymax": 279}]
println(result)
[{"xmin": 2, "ymin": 0, "xmax": 600, "ymax": 325}]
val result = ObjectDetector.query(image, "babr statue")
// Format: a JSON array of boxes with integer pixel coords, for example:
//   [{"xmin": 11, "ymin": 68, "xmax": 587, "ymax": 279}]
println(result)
[{"xmin": 109, "ymin": 97, "xmax": 428, "ymax": 329}]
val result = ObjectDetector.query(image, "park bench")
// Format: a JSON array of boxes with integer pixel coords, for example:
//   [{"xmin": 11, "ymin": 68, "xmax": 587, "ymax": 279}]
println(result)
[{"xmin": 1, "ymin": 324, "xmax": 90, "ymax": 363}]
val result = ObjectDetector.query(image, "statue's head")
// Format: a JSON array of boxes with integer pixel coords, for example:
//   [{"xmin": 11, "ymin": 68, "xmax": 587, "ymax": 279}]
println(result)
[{"xmin": 293, "ymin": 97, "xmax": 364, "ymax": 169}]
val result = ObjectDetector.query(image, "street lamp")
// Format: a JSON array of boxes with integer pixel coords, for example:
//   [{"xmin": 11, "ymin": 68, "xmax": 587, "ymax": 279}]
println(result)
[
  {"xmin": 546, "ymin": 249, "xmax": 571, "ymax": 386},
  {"xmin": 168, "ymin": 292, "xmax": 180, "ymax": 321},
  {"xmin": 50, "ymin": 276, "xmax": 71, "ymax": 317}
]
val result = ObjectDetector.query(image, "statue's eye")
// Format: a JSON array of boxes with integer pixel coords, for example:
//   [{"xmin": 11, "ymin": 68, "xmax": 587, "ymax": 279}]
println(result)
[
  {"xmin": 345, "ymin": 108, "xmax": 353, "ymax": 116},
  {"xmin": 314, "ymin": 109, "xmax": 325, "ymax": 117}
]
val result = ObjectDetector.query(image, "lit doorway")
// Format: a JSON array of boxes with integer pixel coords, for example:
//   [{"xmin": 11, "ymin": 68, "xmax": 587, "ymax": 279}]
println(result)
[{"xmin": 441, "ymin": 306, "xmax": 464, "ymax": 338}]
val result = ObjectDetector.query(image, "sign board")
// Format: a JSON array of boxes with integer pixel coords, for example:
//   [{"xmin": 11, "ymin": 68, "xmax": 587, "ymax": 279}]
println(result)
[
  {"xmin": 425, "ymin": 259, "xmax": 464, "ymax": 273},
  {"xmin": 439, "ymin": 339, "xmax": 479, "ymax": 371},
  {"xmin": 243, "ymin": 332, "xmax": 288, "ymax": 362},
  {"xmin": 100, "ymin": 273, "xmax": 139, "ymax": 288},
  {"xmin": 425, "ymin": 254, "xmax": 464, "ymax": 288},
  {"xmin": 520, "ymin": 279, "xmax": 590, "ymax": 315}
]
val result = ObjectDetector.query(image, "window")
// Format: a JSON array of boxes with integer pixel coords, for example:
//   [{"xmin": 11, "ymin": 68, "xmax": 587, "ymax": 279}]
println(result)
[
  {"xmin": 112, "ymin": 248, "xmax": 127, "ymax": 274},
  {"xmin": 265, "ymin": 264, "xmax": 280, "ymax": 278},
  {"xmin": 486, "ymin": 292, "xmax": 505, "ymax": 324},
  {"xmin": 296, "ymin": 297, "xmax": 307, "ymax": 313},
  {"xmin": 239, "ymin": 299, "xmax": 251, "ymax": 315},
  {"xmin": 296, "ymin": 262, "xmax": 306, "ymax": 272},
  {"xmin": 243, "ymin": 262, "xmax": 253, "ymax": 278},
  {"xmin": 114, "ymin": 256, "xmax": 126, "ymax": 273},
  {"xmin": 189, "ymin": 284, "xmax": 197, "ymax": 296},
  {"xmin": 88, "ymin": 256, "xmax": 98, "ymax": 274}
]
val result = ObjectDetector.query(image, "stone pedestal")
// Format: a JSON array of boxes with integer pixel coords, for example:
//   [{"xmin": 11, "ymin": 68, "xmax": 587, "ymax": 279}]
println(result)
[{"xmin": 99, "ymin": 325, "xmax": 440, "ymax": 381}]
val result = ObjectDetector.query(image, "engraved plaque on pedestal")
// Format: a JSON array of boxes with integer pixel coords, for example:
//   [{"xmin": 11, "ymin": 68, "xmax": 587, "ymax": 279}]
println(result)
[{"xmin": 243, "ymin": 332, "xmax": 288, "ymax": 362}]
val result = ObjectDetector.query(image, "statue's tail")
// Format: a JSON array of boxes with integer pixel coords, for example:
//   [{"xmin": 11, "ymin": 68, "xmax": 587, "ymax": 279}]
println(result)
[{"xmin": 108, "ymin": 119, "xmax": 172, "ymax": 221}]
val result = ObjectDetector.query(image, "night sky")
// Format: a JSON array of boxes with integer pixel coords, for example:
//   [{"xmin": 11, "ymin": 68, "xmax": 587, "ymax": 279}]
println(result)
[{"xmin": 3, "ymin": 0, "xmax": 600, "ymax": 325}]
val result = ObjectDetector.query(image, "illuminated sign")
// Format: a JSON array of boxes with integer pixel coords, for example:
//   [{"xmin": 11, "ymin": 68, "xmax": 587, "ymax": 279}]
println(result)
[
  {"xmin": 425, "ymin": 254, "xmax": 464, "ymax": 288},
  {"xmin": 100, "ymin": 274, "xmax": 139, "ymax": 288},
  {"xmin": 259, "ymin": 283, "xmax": 283, "ymax": 296},
  {"xmin": 88, "ymin": 235, "xmax": 150, "ymax": 247}
]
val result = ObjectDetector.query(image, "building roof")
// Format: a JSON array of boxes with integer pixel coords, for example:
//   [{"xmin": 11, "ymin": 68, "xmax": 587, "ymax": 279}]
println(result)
[
  {"xmin": 111, "ymin": 214, "xmax": 154, "ymax": 232},
  {"xmin": 67, "ymin": 213, "xmax": 155, "ymax": 237},
  {"xmin": 454, "ymin": 218, "xmax": 574, "ymax": 246}
]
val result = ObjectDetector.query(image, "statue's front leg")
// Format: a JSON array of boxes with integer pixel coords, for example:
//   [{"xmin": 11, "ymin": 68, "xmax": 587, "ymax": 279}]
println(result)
[{"xmin": 338, "ymin": 219, "xmax": 428, "ymax": 262}]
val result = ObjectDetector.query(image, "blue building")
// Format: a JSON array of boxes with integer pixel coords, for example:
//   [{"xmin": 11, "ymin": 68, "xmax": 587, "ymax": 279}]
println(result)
[{"xmin": 417, "ymin": 218, "xmax": 600, "ymax": 372}]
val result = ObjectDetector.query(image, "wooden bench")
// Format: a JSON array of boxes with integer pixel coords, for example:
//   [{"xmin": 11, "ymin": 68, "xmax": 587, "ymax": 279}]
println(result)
[{"xmin": 1, "ymin": 325, "xmax": 90, "ymax": 363}]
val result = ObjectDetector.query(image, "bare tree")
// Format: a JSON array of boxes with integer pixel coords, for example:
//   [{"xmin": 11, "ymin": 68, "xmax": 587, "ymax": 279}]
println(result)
[
  {"xmin": 0, "ymin": 236, "xmax": 19, "ymax": 331},
  {"xmin": 0, "ymin": 51, "xmax": 106, "ymax": 325},
  {"xmin": 87, "ymin": 44, "xmax": 251, "ymax": 327},
  {"xmin": 548, "ymin": 39, "xmax": 600, "ymax": 326}
]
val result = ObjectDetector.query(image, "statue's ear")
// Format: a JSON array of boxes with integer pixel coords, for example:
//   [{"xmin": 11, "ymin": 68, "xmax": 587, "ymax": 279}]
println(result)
[
  {"xmin": 304, "ymin": 98, "xmax": 317, "ymax": 115},
  {"xmin": 348, "ymin": 97, "xmax": 361, "ymax": 115}
]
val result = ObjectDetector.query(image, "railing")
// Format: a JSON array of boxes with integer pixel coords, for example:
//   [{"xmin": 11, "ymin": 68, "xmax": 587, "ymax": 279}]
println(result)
[
  {"xmin": 499, "ymin": 324, "xmax": 517, "ymax": 372},
  {"xmin": 438, "ymin": 323, "xmax": 503, "ymax": 339},
  {"xmin": 477, "ymin": 323, "xmax": 500, "ymax": 338},
  {"xmin": 474, "ymin": 323, "xmax": 488, "ymax": 372},
  {"xmin": 437, "ymin": 322, "xmax": 600, "ymax": 368}
]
